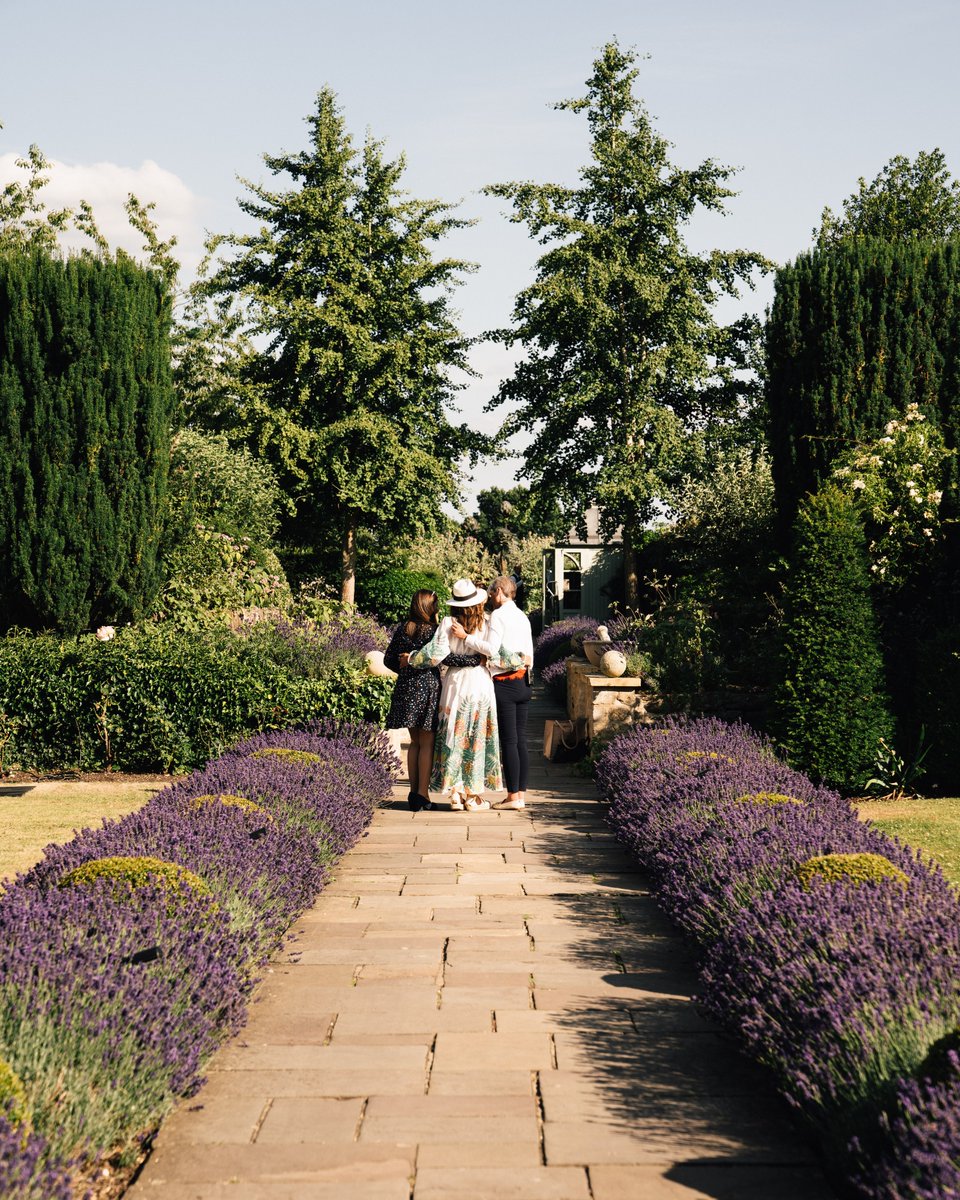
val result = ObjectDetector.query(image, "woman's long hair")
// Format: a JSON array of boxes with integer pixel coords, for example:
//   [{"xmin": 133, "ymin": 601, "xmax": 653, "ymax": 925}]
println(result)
[
  {"xmin": 405, "ymin": 590, "xmax": 438, "ymax": 637},
  {"xmin": 456, "ymin": 601, "xmax": 486, "ymax": 635}
]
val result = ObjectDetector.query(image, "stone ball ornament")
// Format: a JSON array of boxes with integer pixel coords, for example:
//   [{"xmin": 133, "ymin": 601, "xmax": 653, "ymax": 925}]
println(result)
[
  {"xmin": 365, "ymin": 650, "xmax": 397, "ymax": 678},
  {"xmin": 600, "ymin": 649, "xmax": 627, "ymax": 678}
]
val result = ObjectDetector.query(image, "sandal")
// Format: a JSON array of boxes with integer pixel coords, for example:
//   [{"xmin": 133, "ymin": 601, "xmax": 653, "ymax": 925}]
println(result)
[
  {"xmin": 463, "ymin": 795, "xmax": 491, "ymax": 812},
  {"xmin": 449, "ymin": 792, "xmax": 465, "ymax": 811}
]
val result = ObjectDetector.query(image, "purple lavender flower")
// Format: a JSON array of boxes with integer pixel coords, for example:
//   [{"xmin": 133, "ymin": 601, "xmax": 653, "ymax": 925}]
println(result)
[
  {"xmin": 854, "ymin": 1065, "xmax": 960, "ymax": 1199},
  {"xmin": 595, "ymin": 714, "xmax": 960, "ymax": 1193},
  {"xmin": 534, "ymin": 616, "xmax": 599, "ymax": 668},
  {"xmin": 0, "ymin": 1111, "xmax": 73, "ymax": 1200},
  {"xmin": 1, "ymin": 717, "xmax": 392, "ymax": 1181}
]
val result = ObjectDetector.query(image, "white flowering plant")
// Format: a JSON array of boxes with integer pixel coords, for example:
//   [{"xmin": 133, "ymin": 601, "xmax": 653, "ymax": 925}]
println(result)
[{"xmin": 831, "ymin": 403, "xmax": 953, "ymax": 587}]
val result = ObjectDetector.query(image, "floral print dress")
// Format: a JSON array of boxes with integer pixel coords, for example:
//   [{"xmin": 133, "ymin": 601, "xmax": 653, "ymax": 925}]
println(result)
[{"xmin": 409, "ymin": 616, "xmax": 525, "ymax": 797}]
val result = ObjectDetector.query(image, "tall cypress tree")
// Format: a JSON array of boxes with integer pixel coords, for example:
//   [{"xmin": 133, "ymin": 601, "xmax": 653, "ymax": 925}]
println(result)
[
  {"xmin": 0, "ymin": 249, "xmax": 175, "ymax": 631},
  {"xmin": 775, "ymin": 484, "xmax": 895, "ymax": 793},
  {"xmin": 766, "ymin": 238, "xmax": 960, "ymax": 537}
]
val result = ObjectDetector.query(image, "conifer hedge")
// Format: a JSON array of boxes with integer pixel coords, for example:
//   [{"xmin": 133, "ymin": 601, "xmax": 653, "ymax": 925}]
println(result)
[
  {"xmin": 775, "ymin": 484, "xmax": 895, "ymax": 793},
  {"xmin": 0, "ymin": 249, "xmax": 175, "ymax": 631},
  {"xmin": 766, "ymin": 238, "xmax": 960, "ymax": 535}
]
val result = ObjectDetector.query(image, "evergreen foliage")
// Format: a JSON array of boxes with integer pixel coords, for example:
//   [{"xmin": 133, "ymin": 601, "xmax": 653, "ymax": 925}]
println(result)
[
  {"xmin": 775, "ymin": 485, "xmax": 895, "ymax": 793},
  {"xmin": 191, "ymin": 89, "xmax": 483, "ymax": 603},
  {"xmin": 0, "ymin": 249, "xmax": 175, "ymax": 631},
  {"xmin": 766, "ymin": 238, "xmax": 960, "ymax": 535}
]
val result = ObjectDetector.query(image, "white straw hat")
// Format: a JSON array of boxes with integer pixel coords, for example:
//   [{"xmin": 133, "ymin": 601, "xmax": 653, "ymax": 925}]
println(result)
[{"xmin": 448, "ymin": 578, "xmax": 488, "ymax": 607}]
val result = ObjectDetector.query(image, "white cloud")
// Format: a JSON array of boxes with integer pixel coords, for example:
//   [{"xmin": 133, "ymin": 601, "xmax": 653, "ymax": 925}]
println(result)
[{"xmin": 0, "ymin": 154, "xmax": 206, "ymax": 279}]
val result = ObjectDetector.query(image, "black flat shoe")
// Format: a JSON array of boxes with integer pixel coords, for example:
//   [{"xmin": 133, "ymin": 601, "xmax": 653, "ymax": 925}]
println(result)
[{"xmin": 412, "ymin": 793, "xmax": 434, "ymax": 811}]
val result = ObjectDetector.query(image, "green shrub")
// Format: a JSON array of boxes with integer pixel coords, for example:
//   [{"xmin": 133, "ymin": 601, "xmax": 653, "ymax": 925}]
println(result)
[
  {"xmin": 189, "ymin": 794, "xmax": 271, "ymax": 822},
  {"xmin": 775, "ymin": 485, "xmax": 895, "ymax": 793},
  {"xmin": 357, "ymin": 568, "xmax": 450, "ymax": 624},
  {"xmin": 796, "ymin": 852, "xmax": 909, "ymax": 890},
  {"xmin": 0, "ymin": 621, "xmax": 392, "ymax": 773},
  {"xmin": 58, "ymin": 855, "xmax": 211, "ymax": 901},
  {"xmin": 0, "ymin": 1057, "xmax": 29, "ymax": 1129},
  {"xmin": 734, "ymin": 792, "xmax": 804, "ymax": 807},
  {"xmin": 250, "ymin": 748, "xmax": 323, "ymax": 766},
  {"xmin": 914, "ymin": 626, "xmax": 960, "ymax": 788}
]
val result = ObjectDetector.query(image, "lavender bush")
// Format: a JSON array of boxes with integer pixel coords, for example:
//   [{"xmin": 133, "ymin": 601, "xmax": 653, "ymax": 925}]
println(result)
[
  {"xmin": 854, "ymin": 1065, "xmax": 960, "ymax": 1199},
  {"xmin": 533, "ymin": 616, "xmax": 599, "ymax": 669},
  {"xmin": 0, "ymin": 881, "xmax": 247, "ymax": 1163},
  {"xmin": 0, "ymin": 718, "xmax": 393, "ymax": 1193},
  {"xmin": 0, "ymin": 1112, "xmax": 72, "ymax": 1200},
  {"xmin": 596, "ymin": 714, "xmax": 960, "ymax": 1196}
]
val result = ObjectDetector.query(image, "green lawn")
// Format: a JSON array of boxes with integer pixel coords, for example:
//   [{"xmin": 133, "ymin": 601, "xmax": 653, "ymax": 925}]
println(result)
[
  {"xmin": 855, "ymin": 796, "xmax": 960, "ymax": 886},
  {"xmin": 0, "ymin": 781, "xmax": 160, "ymax": 883}
]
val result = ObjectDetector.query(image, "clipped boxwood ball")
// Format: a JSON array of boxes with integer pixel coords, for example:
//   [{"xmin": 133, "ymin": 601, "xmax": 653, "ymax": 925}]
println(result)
[
  {"xmin": 915, "ymin": 1028, "xmax": 960, "ymax": 1087},
  {"xmin": 796, "ymin": 851, "xmax": 908, "ymax": 891},
  {"xmin": 189, "ymin": 793, "xmax": 272, "ymax": 822},
  {"xmin": 250, "ymin": 748, "xmax": 325, "ymax": 766},
  {"xmin": 735, "ymin": 792, "xmax": 804, "ymax": 807},
  {"xmin": 58, "ymin": 855, "xmax": 212, "ymax": 900},
  {"xmin": 0, "ymin": 1057, "xmax": 30, "ymax": 1129}
]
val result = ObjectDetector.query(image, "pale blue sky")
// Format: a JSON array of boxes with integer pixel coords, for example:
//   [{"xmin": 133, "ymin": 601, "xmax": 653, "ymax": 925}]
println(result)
[{"xmin": 2, "ymin": 0, "xmax": 958, "ymax": 506}]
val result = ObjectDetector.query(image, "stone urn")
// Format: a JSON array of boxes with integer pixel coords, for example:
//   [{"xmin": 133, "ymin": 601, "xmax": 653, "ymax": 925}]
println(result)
[
  {"xmin": 600, "ymin": 649, "xmax": 627, "ymax": 678},
  {"xmin": 581, "ymin": 638, "xmax": 606, "ymax": 668},
  {"xmin": 365, "ymin": 649, "xmax": 397, "ymax": 678}
]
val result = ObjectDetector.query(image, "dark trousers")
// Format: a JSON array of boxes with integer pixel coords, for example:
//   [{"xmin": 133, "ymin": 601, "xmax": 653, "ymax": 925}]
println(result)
[{"xmin": 494, "ymin": 676, "xmax": 533, "ymax": 793}]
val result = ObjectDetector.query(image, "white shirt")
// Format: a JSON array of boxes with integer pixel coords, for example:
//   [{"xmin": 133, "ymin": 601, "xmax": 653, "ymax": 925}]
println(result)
[{"xmin": 463, "ymin": 599, "xmax": 534, "ymax": 677}]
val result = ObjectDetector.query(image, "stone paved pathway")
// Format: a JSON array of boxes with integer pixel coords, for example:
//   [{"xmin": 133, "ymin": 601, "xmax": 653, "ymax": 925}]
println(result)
[{"xmin": 131, "ymin": 694, "xmax": 836, "ymax": 1200}]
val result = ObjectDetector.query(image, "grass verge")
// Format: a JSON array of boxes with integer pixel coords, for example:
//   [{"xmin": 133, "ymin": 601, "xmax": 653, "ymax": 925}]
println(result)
[
  {"xmin": 855, "ymin": 796, "xmax": 960, "ymax": 886},
  {"xmin": 0, "ymin": 781, "xmax": 162, "ymax": 883}
]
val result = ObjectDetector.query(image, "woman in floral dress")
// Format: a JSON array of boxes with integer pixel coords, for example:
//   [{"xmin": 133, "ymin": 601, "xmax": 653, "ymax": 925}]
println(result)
[{"xmin": 408, "ymin": 578, "xmax": 524, "ymax": 812}]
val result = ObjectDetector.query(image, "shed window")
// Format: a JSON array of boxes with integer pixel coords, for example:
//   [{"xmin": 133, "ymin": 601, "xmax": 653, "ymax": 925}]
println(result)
[{"xmin": 562, "ymin": 551, "xmax": 582, "ymax": 610}]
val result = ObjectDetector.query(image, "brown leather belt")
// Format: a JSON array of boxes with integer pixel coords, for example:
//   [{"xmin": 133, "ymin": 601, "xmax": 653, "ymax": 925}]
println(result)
[{"xmin": 494, "ymin": 668, "xmax": 527, "ymax": 682}]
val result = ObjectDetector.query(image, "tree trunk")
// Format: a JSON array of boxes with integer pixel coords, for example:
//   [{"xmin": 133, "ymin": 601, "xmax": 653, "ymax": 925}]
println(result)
[
  {"xmin": 622, "ymin": 524, "xmax": 640, "ymax": 609},
  {"xmin": 341, "ymin": 512, "xmax": 357, "ymax": 605}
]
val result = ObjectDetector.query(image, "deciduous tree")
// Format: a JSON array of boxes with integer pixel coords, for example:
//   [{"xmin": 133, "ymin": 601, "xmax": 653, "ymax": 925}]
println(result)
[
  {"xmin": 815, "ymin": 149, "xmax": 960, "ymax": 245},
  {"xmin": 485, "ymin": 42, "xmax": 768, "ymax": 604}
]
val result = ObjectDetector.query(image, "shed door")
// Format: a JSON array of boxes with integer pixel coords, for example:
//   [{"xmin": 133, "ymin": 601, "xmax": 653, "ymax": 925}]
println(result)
[{"xmin": 562, "ymin": 551, "xmax": 583, "ymax": 611}]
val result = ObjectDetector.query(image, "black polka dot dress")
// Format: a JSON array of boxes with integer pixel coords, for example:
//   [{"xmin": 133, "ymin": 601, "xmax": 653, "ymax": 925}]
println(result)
[{"xmin": 383, "ymin": 622, "xmax": 441, "ymax": 732}]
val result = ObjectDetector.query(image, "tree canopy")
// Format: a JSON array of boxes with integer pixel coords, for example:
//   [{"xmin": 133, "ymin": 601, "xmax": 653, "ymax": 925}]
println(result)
[
  {"xmin": 815, "ymin": 149, "xmax": 960, "ymax": 245},
  {"xmin": 190, "ymin": 89, "xmax": 484, "ymax": 601},
  {"xmin": 484, "ymin": 42, "xmax": 768, "ymax": 603}
]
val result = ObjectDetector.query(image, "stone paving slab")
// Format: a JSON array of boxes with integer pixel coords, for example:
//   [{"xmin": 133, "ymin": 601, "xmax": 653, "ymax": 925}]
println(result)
[{"xmin": 129, "ymin": 690, "xmax": 836, "ymax": 1200}]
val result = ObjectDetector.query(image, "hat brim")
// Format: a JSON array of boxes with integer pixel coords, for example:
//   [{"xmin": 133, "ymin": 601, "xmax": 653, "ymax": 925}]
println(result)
[{"xmin": 449, "ymin": 588, "xmax": 488, "ymax": 607}]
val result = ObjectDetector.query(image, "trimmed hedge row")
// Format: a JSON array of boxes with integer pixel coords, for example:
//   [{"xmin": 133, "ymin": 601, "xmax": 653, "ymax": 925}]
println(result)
[
  {"xmin": 596, "ymin": 715, "xmax": 960, "ymax": 1198},
  {"xmin": 0, "ymin": 718, "xmax": 396, "ymax": 1195},
  {"xmin": 0, "ymin": 622, "xmax": 392, "ymax": 774}
]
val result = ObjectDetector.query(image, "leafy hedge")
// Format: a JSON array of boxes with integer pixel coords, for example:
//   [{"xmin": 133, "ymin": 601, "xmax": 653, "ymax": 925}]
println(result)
[
  {"xmin": 0, "ymin": 619, "xmax": 392, "ymax": 774},
  {"xmin": 596, "ymin": 716, "xmax": 960, "ymax": 1198},
  {"xmin": 0, "ymin": 718, "xmax": 396, "ymax": 1194},
  {"xmin": 357, "ymin": 567, "xmax": 450, "ymax": 624}
]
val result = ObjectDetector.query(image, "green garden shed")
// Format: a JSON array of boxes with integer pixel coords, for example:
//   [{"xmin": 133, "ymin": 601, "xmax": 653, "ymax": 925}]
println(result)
[{"xmin": 541, "ymin": 508, "xmax": 623, "ymax": 625}]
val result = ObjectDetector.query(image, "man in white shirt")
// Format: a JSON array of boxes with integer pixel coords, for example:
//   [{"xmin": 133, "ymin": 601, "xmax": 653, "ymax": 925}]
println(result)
[{"xmin": 452, "ymin": 575, "xmax": 534, "ymax": 810}]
